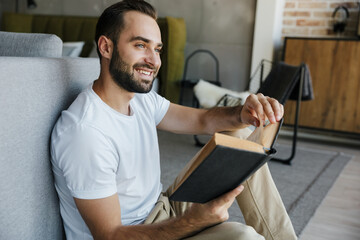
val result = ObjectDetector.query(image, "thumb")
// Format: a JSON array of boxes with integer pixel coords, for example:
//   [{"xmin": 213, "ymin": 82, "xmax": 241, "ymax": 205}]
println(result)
[
  {"xmin": 217, "ymin": 185, "xmax": 244, "ymax": 205},
  {"xmin": 246, "ymin": 115, "xmax": 260, "ymax": 127},
  {"xmin": 241, "ymin": 106, "xmax": 260, "ymax": 127},
  {"xmin": 232, "ymin": 185, "xmax": 244, "ymax": 196}
]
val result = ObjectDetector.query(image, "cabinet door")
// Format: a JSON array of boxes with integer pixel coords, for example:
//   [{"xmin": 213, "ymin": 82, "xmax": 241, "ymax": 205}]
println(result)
[{"xmin": 283, "ymin": 38, "xmax": 360, "ymax": 134}]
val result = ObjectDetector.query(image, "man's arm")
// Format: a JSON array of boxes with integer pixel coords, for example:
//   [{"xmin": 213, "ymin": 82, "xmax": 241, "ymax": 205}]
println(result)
[
  {"xmin": 74, "ymin": 185, "xmax": 244, "ymax": 240},
  {"xmin": 157, "ymin": 93, "xmax": 284, "ymax": 135}
]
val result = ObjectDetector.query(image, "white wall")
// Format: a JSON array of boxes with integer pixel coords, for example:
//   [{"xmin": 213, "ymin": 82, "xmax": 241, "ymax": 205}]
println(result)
[
  {"xmin": 10, "ymin": 0, "xmax": 101, "ymax": 15},
  {"xmin": 148, "ymin": 0, "xmax": 256, "ymax": 91},
  {"xmin": 251, "ymin": 0, "xmax": 284, "ymax": 76}
]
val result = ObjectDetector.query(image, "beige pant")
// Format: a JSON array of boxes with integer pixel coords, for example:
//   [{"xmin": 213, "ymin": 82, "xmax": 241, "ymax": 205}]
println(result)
[{"xmin": 144, "ymin": 163, "xmax": 297, "ymax": 240}]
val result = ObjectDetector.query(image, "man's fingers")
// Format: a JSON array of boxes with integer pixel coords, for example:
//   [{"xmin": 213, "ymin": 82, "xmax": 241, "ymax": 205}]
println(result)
[
  {"xmin": 233, "ymin": 185, "xmax": 244, "ymax": 196},
  {"xmin": 226, "ymin": 185, "xmax": 244, "ymax": 199},
  {"xmin": 266, "ymin": 97, "xmax": 283, "ymax": 122},
  {"xmin": 257, "ymin": 94, "xmax": 275, "ymax": 123},
  {"xmin": 213, "ymin": 185, "xmax": 244, "ymax": 207},
  {"xmin": 242, "ymin": 93, "xmax": 284, "ymax": 126},
  {"xmin": 194, "ymin": 185, "xmax": 244, "ymax": 225},
  {"xmin": 245, "ymin": 94, "xmax": 264, "ymax": 125}
]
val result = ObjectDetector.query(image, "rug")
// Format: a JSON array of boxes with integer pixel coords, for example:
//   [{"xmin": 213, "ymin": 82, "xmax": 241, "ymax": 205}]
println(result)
[{"xmin": 157, "ymin": 130, "xmax": 352, "ymax": 237}]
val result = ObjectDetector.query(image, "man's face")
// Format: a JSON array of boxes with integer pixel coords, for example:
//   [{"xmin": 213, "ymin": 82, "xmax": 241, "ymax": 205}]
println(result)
[{"xmin": 109, "ymin": 11, "xmax": 162, "ymax": 93}]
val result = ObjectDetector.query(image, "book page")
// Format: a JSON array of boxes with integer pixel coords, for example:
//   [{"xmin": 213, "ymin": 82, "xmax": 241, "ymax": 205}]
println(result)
[
  {"xmin": 246, "ymin": 115, "xmax": 266, "ymax": 145},
  {"xmin": 214, "ymin": 133, "xmax": 264, "ymax": 153},
  {"xmin": 246, "ymin": 121, "xmax": 265, "ymax": 145},
  {"xmin": 246, "ymin": 119, "xmax": 281, "ymax": 150}
]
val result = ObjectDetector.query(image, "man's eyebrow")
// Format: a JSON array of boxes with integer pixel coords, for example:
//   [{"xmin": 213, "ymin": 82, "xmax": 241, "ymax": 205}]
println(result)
[{"xmin": 130, "ymin": 36, "xmax": 163, "ymax": 47}]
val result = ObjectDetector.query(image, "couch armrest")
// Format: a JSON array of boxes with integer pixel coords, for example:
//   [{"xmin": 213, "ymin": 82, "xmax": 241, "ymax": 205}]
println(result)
[{"xmin": 0, "ymin": 31, "xmax": 63, "ymax": 57}]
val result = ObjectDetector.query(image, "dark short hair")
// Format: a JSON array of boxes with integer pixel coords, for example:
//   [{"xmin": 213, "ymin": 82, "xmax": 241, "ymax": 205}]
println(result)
[{"xmin": 95, "ymin": 0, "xmax": 157, "ymax": 59}]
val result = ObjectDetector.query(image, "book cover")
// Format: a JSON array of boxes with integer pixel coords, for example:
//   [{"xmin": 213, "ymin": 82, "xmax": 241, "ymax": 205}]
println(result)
[{"xmin": 168, "ymin": 119, "xmax": 282, "ymax": 203}]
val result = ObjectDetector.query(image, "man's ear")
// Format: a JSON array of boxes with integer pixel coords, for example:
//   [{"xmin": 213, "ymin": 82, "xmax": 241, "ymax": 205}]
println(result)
[{"xmin": 97, "ymin": 36, "xmax": 113, "ymax": 60}]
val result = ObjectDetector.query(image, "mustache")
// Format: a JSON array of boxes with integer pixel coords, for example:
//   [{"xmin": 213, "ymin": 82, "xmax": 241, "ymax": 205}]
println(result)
[{"xmin": 133, "ymin": 63, "xmax": 156, "ymax": 71}]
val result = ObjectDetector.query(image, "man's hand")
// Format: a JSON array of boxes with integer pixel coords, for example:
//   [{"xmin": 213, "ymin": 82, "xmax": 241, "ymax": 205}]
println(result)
[
  {"xmin": 240, "ymin": 93, "xmax": 284, "ymax": 127},
  {"xmin": 158, "ymin": 93, "xmax": 284, "ymax": 135},
  {"xmin": 74, "ymin": 186, "xmax": 244, "ymax": 240},
  {"xmin": 183, "ymin": 185, "xmax": 244, "ymax": 228}
]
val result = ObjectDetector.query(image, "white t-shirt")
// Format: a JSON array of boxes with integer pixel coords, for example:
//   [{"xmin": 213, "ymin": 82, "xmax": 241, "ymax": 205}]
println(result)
[{"xmin": 50, "ymin": 83, "xmax": 170, "ymax": 240}]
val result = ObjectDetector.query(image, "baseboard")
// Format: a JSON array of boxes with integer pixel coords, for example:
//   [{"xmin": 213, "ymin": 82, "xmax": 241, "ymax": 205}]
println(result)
[{"xmin": 279, "ymin": 127, "xmax": 360, "ymax": 147}]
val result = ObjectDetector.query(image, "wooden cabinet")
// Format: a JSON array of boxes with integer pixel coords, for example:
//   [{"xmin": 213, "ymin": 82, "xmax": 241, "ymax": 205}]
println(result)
[{"xmin": 283, "ymin": 37, "xmax": 360, "ymax": 134}]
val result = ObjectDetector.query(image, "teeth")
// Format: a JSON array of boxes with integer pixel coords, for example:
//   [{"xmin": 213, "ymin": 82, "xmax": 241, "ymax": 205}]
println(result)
[{"xmin": 137, "ymin": 70, "xmax": 151, "ymax": 76}]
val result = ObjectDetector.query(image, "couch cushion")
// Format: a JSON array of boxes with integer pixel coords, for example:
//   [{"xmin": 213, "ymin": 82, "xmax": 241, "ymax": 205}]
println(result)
[
  {"xmin": 0, "ymin": 31, "xmax": 63, "ymax": 57},
  {"xmin": 62, "ymin": 41, "xmax": 85, "ymax": 57},
  {"xmin": 0, "ymin": 57, "xmax": 100, "ymax": 239}
]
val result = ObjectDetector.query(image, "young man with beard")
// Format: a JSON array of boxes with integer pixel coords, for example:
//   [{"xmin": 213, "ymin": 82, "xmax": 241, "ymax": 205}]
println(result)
[{"xmin": 51, "ymin": 0, "xmax": 297, "ymax": 239}]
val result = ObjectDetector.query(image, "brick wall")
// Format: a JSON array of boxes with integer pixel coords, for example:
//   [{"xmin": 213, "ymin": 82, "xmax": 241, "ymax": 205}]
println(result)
[{"xmin": 282, "ymin": 0, "xmax": 360, "ymax": 37}]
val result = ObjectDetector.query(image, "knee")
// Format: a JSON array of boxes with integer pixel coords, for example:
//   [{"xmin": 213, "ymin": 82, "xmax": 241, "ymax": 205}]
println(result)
[{"xmin": 224, "ymin": 222, "xmax": 265, "ymax": 240}]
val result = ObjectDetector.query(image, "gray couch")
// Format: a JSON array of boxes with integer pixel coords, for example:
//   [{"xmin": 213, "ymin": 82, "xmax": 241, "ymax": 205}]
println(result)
[
  {"xmin": 0, "ymin": 31, "xmax": 63, "ymax": 57},
  {"xmin": 0, "ymin": 32, "xmax": 100, "ymax": 239}
]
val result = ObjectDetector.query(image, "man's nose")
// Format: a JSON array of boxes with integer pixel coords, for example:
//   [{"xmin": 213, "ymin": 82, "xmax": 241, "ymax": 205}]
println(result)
[{"xmin": 144, "ymin": 49, "xmax": 161, "ymax": 68}]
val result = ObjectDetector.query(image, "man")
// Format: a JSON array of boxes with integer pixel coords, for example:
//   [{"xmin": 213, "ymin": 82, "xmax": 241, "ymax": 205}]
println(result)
[{"xmin": 51, "ymin": 0, "xmax": 297, "ymax": 239}]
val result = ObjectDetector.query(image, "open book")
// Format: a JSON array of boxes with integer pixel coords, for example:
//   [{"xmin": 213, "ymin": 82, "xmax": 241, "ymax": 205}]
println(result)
[{"xmin": 168, "ymin": 119, "xmax": 283, "ymax": 203}]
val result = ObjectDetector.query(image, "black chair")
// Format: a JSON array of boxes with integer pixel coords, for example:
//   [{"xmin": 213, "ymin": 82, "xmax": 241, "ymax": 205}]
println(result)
[
  {"xmin": 179, "ymin": 49, "xmax": 220, "ymax": 107},
  {"xmin": 180, "ymin": 57, "xmax": 314, "ymax": 165},
  {"xmin": 255, "ymin": 60, "xmax": 314, "ymax": 165},
  {"xmin": 179, "ymin": 49, "xmax": 221, "ymax": 146}
]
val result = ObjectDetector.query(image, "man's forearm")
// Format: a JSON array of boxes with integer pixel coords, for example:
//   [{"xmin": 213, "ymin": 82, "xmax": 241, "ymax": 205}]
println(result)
[
  {"xmin": 109, "ymin": 215, "xmax": 206, "ymax": 240},
  {"xmin": 201, "ymin": 105, "xmax": 248, "ymax": 134},
  {"xmin": 157, "ymin": 103, "xmax": 249, "ymax": 136}
]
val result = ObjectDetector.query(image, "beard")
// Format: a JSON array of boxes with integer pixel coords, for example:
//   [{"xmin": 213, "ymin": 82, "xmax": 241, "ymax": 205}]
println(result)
[{"xmin": 109, "ymin": 48, "xmax": 157, "ymax": 93}]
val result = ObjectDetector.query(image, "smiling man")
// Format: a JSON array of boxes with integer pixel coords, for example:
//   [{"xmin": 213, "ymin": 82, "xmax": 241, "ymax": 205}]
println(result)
[{"xmin": 50, "ymin": 1, "xmax": 297, "ymax": 239}]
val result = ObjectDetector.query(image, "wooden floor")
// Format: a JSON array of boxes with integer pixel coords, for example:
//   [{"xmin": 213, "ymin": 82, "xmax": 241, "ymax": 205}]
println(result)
[{"xmin": 279, "ymin": 133, "xmax": 360, "ymax": 240}]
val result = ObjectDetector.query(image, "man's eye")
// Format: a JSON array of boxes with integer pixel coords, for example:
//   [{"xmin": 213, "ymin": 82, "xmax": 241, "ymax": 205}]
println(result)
[
  {"xmin": 155, "ymin": 48, "xmax": 163, "ymax": 54},
  {"xmin": 135, "ymin": 44, "xmax": 145, "ymax": 48}
]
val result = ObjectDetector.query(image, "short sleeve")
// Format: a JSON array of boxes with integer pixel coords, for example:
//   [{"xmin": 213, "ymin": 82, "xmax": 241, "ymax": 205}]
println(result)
[
  {"xmin": 53, "ymin": 124, "xmax": 118, "ymax": 199},
  {"xmin": 147, "ymin": 91, "xmax": 170, "ymax": 125}
]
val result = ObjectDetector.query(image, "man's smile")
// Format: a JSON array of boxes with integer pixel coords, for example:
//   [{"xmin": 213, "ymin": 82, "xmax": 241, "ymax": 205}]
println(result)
[
  {"xmin": 137, "ymin": 70, "xmax": 151, "ymax": 76},
  {"xmin": 134, "ymin": 66, "xmax": 157, "ymax": 81},
  {"xmin": 136, "ymin": 68, "xmax": 152, "ymax": 76}
]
